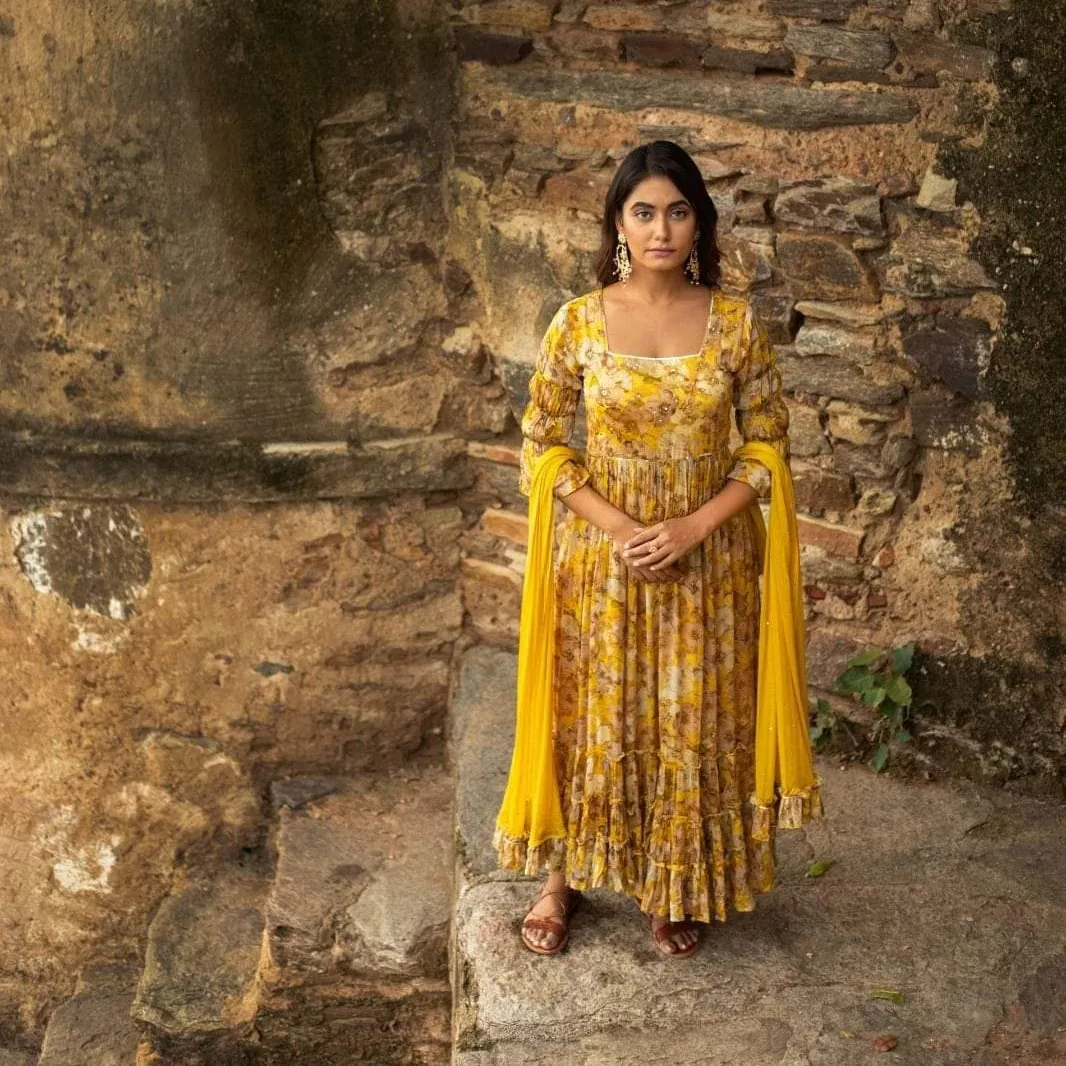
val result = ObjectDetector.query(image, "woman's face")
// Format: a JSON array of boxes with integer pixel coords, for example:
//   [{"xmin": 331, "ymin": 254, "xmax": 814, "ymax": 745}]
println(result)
[{"xmin": 615, "ymin": 175, "xmax": 698, "ymax": 277}]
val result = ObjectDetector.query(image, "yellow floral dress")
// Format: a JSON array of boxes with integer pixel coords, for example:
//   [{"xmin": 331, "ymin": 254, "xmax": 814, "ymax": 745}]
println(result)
[{"xmin": 496, "ymin": 285, "xmax": 791, "ymax": 924}]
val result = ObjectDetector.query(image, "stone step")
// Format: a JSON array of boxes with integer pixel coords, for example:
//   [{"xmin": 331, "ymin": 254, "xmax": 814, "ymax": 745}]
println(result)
[
  {"xmin": 265, "ymin": 764, "xmax": 454, "ymax": 983},
  {"xmin": 124, "ymin": 764, "xmax": 453, "ymax": 1064},
  {"xmin": 37, "ymin": 964, "xmax": 142, "ymax": 1066},
  {"xmin": 132, "ymin": 867, "xmax": 269, "ymax": 1038},
  {"xmin": 448, "ymin": 644, "xmax": 1066, "ymax": 1064}
]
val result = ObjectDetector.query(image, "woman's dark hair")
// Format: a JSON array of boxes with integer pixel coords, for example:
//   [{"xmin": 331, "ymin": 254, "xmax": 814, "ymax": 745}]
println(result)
[{"xmin": 594, "ymin": 140, "xmax": 721, "ymax": 288}]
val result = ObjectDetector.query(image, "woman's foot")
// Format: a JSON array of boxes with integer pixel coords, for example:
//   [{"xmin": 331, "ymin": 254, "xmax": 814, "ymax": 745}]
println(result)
[
  {"xmin": 521, "ymin": 874, "xmax": 581, "ymax": 954},
  {"xmin": 650, "ymin": 915, "xmax": 702, "ymax": 958}
]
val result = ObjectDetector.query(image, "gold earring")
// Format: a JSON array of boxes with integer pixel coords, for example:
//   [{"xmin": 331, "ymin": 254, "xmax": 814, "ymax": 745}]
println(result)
[
  {"xmin": 685, "ymin": 241, "xmax": 700, "ymax": 284},
  {"xmin": 614, "ymin": 231, "xmax": 632, "ymax": 284}
]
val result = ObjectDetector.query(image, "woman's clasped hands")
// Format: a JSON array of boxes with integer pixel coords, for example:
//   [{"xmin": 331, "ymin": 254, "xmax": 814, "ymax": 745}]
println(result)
[{"xmin": 610, "ymin": 513, "xmax": 711, "ymax": 584}]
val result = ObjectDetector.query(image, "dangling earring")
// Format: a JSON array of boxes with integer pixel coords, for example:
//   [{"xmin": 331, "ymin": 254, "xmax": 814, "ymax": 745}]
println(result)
[
  {"xmin": 685, "ymin": 239, "xmax": 700, "ymax": 285},
  {"xmin": 614, "ymin": 231, "xmax": 632, "ymax": 284}
]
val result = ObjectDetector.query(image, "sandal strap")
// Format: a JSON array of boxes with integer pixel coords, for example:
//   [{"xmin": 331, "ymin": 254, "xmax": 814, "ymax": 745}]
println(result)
[
  {"xmin": 652, "ymin": 919, "xmax": 699, "ymax": 944},
  {"xmin": 525, "ymin": 886, "xmax": 579, "ymax": 920}
]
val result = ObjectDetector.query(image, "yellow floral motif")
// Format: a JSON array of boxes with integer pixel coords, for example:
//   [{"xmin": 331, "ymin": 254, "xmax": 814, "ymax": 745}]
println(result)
[{"xmin": 497, "ymin": 286, "xmax": 792, "ymax": 924}]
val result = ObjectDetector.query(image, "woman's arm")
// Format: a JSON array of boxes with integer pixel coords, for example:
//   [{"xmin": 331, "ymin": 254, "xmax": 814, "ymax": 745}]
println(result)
[{"xmin": 622, "ymin": 301, "xmax": 786, "ymax": 570}]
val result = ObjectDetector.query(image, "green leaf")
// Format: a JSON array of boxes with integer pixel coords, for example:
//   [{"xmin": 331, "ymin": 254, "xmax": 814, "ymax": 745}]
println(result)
[
  {"xmin": 836, "ymin": 667, "xmax": 876, "ymax": 694},
  {"xmin": 892, "ymin": 642, "xmax": 916, "ymax": 675},
  {"xmin": 861, "ymin": 686, "xmax": 887, "ymax": 707},
  {"xmin": 816, "ymin": 697, "xmax": 831, "ymax": 713},
  {"xmin": 886, "ymin": 674, "xmax": 913, "ymax": 706},
  {"xmin": 895, "ymin": 728, "xmax": 913, "ymax": 743},
  {"xmin": 847, "ymin": 647, "xmax": 885, "ymax": 668},
  {"xmin": 869, "ymin": 742, "xmax": 890, "ymax": 772},
  {"xmin": 871, "ymin": 988, "xmax": 904, "ymax": 1004},
  {"xmin": 806, "ymin": 859, "xmax": 834, "ymax": 878}
]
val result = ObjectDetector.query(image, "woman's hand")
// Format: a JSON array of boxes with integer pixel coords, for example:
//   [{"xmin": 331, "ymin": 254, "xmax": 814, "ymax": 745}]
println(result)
[
  {"xmin": 609, "ymin": 519, "xmax": 685, "ymax": 583},
  {"xmin": 621, "ymin": 513, "xmax": 712, "ymax": 572}
]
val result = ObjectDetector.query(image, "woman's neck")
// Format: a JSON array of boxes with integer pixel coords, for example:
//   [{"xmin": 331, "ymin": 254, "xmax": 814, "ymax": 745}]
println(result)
[{"xmin": 621, "ymin": 269, "xmax": 696, "ymax": 306}]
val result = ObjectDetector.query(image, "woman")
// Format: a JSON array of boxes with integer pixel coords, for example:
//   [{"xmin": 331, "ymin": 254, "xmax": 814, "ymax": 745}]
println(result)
[{"xmin": 495, "ymin": 140, "xmax": 820, "ymax": 958}]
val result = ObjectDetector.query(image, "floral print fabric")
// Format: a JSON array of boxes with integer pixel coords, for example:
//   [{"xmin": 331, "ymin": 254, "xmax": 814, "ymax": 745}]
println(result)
[{"xmin": 497, "ymin": 286, "xmax": 791, "ymax": 924}]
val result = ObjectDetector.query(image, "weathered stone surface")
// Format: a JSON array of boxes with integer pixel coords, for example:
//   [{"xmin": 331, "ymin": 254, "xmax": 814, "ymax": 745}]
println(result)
[
  {"xmin": 831, "ymin": 439, "xmax": 894, "ymax": 478},
  {"xmin": 137, "ymin": 730, "xmax": 259, "ymax": 844},
  {"xmin": 903, "ymin": 315, "xmax": 991, "ymax": 399},
  {"xmin": 735, "ymin": 195, "xmax": 770, "ymax": 225},
  {"xmin": 456, "ymin": 767, "xmax": 1062, "ymax": 1061},
  {"xmin": 133, "ymin": 870, "xmax": 267, "ymax": 1035},
  {"xmin": 451, "ymin": 645, "xmax": 522, "ymax": 885},
  {"xmin": 801, "ymin": 544, "xmax": 864, "ymax": 587},
  {"xmin": 706, "ymin": 9, "xmax": 784, "ymax": 40},
  {"xmin": 778, "ymin": 233, "xmax": 880, "ymax": 302},
  {"xmin": 910, "ymin": 388, "xmax": 990, "ymax": 456},
  {"xmin": 0, "ymin": 1052, "xmax": 34, "ymax": 1066},
  {"xmin": 267, "ymin": 768, "xmax": 452, "ymax": 980},
  {"xmin": 621, "ymin": 33, "xmax": 701, "ymax": 68},
  {"xmin": 39, "ymin": 965, "xmax": 142, "ymax": 1066},
  {"xmin": 786, "ymin": 404, "xmax": 830, "ymax": 457},
  {"xmin": 456, "ymin": 28, "xmax": 535, "ymax": 64},
  {"xmin": 779, "ymin": 354, "xmax": 904, "ymax": 405},
  {"xmin": 12, "ymin": 505, "xmax": 151, "ymax": 619},
  {"xmin": 481, "ymin": 506, "xmax": 528, "ymax": 546},
  {"xmin": 794, "ymin": 323, "xmax": 878, "ymax": 365},
  {"xmin": 471, "ymin": 66, "xmax": 920, "ymax": 129},
  {"xmin": 793, "ymin": 464, "xmax": 855, "ymax": 514},
  {"xmin": 774, "ymin": 179, "xmax": 884, "ymax": 238},
  {"xmin": 718, "ymin": 233, "xmax": 775, "ymax": 291},
  {"xmin": 583, "ymin": 3, "xmax": 661, "ymax": 31},
  {"xmin": 794, "ymin": 299, "xmax": 884, "ymax": 326},
  {"xmin": 750, "ymin": 293, "xmax": 798, "ymax": 344},
  {"xmin": 807, "ymin": 63, "xmax": 897, "ymax": 87},
  {"xmin": 269, "ymin": 777, "xmax": 347, "ymax": 813},
  {"xmin": 541, "ymin": 170, "xmax": 611, "ymax": 215},
  {"xmin": 785, "ymin": 26, "xmax": 894, "ymax": 68},
  {"xmin": 337, "ymin": 784, "xmax": 453, "ymax": 977},
  {"xmin": 798, "ymin": 514, "xmax": 865, "ymax": 557},
  {"xmin": 766, "ymin": 0, "xmax": 860, "ymax": 17},
  {"xmin": 456, "ymin": 0, "xmax": 557, "ymax": 32},
  {"xmin": 701, "ymin": 44, "xmax": 794, "ymax": 75},
  {"xmin": 880, "ymin": 213, "xmax": 993, "ymax": 297},
  {"xmin": 915, "ymin": 169, "xmax": 958, "ymax": 212},
  {"xmin": 0, "ymin": 434, "xmax": 472, "ymax": 502},
  {"xmin": 893, "ymin": 31, "xmax": 995, "ymax": 81}
]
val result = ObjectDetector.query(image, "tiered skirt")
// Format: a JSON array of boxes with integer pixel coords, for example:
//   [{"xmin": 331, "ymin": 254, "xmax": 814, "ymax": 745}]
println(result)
[{"xmin": 496, "ymin": 451, "xmax": 777, "ymax": 923}]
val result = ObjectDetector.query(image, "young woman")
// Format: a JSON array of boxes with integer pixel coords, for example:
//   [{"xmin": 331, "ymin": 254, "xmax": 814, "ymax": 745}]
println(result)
[{"xmin": 494, "ymin": 140, "xmax": 821, "ymax": 958}]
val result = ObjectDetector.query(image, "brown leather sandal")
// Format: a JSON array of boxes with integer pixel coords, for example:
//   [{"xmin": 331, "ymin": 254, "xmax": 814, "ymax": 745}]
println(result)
[
  {"xmin": 520, "ymin": 884, "xmax": 582, "ymax": 956},
  {"xmin": 650, "ymin": 917, "xmax": 702, "ymax": 959}
]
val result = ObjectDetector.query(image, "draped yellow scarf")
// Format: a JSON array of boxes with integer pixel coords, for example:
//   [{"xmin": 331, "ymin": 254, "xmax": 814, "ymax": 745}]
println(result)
[{"xmin": 494, "ymin": 442, "xmax": 823, "ymax": 862}]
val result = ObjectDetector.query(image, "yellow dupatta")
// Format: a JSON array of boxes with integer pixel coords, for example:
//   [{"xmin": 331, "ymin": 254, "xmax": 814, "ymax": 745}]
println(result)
[{"xmin": 494, "ymin": 441, "xmax": 823, "ymax": 866}]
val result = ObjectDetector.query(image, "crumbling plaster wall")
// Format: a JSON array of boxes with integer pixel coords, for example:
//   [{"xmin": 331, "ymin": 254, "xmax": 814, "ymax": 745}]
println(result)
[{"xmin": 0, "ymin": 0, "xmax": 490, "ymax": 1033}]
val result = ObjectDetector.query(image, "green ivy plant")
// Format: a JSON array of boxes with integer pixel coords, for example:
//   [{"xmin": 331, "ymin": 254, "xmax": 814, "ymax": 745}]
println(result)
[{"xmin": 833, "ymin": 642, "xmax": 917, "ymax": 772}]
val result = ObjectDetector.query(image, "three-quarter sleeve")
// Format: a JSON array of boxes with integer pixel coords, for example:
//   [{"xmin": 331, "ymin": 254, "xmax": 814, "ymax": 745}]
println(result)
[
  {"xmin": 518, "ymin": 302, "xmax": 592, "ymax": 499},
  {"xmin": 725, "ymin": 302, "xmax": 790, "ymax": 500}
]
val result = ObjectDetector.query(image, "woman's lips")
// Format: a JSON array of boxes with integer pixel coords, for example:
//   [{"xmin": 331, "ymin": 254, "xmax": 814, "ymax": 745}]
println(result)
[{"xmin": 648, "ymin": 248, "xmax": 674, "ymax": 256}]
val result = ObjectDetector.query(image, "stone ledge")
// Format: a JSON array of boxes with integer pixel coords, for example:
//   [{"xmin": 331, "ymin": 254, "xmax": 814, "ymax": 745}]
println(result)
[
  {"xmin": 0, "ymin": 433, "xmax": 471, "ymax": 502},
  {"xmin": 468, "ymin": 65, "xmax": 920, "ymax": 130}
]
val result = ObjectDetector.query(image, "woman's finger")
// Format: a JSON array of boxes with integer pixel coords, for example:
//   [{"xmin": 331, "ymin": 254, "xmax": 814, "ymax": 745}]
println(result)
[{"xmin": 623, "ymin": 523, "xmax": 663, "ymax": 549}]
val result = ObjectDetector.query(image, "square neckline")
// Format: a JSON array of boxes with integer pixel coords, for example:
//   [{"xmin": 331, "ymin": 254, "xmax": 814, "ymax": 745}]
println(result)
[{"xmin": 595, "ymin": 284, "xmax": 717, "ymax": 361}]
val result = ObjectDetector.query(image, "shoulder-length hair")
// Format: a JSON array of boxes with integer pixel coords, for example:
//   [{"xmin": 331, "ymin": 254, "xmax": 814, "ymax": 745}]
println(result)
[{"xmin": 593, "ymin": 140, "xmax": 721, "ymax": 288}]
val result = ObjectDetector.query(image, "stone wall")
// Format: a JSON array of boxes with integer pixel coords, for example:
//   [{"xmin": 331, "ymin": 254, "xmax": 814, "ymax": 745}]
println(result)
[
  {"xmin": 0, "ymin": 0, "xmax": 480, "ymax": 1045},
  {"xmin": 449, "ymin": 0, "xmax": 1065, "ymax": 791}
]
